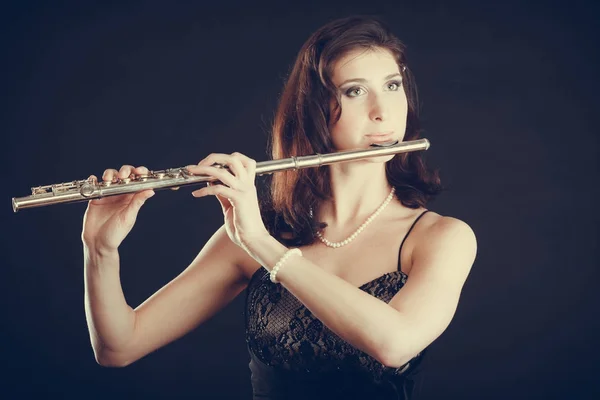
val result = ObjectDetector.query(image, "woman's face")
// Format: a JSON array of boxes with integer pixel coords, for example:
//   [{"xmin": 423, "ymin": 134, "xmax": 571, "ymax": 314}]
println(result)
[{"xmin": 328, "ymin": 47, "xmax": 408, "ymax": 155}]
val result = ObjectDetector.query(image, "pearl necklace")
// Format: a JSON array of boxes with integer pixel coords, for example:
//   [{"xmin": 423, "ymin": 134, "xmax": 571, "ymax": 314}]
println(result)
[{"xmin": 314, "ymin": 187, "xmax": 396, "ymax": 248}]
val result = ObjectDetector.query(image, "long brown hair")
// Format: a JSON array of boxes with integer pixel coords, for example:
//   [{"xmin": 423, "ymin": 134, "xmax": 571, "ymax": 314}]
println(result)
[{"xmin": 260, "ymin": 15, "xmax": 443, "ymax": 246}]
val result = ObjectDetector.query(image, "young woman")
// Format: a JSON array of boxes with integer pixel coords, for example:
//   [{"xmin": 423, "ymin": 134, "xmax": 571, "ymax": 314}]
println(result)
[{"xmin": 82, "ymin": 16, "xmax": 477, "ymax": 400}]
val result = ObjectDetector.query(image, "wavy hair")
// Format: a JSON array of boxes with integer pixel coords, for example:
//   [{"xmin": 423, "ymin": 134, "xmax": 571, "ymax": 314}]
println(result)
[{"xmin": 260, "ymin": 15, "xmax": 444, "ymax": 246}]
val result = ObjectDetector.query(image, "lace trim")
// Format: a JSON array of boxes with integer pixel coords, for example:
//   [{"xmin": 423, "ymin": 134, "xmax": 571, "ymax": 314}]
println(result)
[{"xmin": 245, "ymin": 268, "xmax": 417, "ymax": 382}]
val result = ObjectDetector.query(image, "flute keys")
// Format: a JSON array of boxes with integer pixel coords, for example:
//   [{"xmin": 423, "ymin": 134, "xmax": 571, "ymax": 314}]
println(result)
[
  {"xmin": 79, "ymin": 177, "xmax": 98, "ymax": 197},
  {"xmin": 31, "ymin": 186, "xmax": 46, "ymax": 195},
  {"xmin": 80, "ymin": 182, "xmax": 96, "ymax": 197},
  {"xmin": 122, "ymin": 173, "xmax": 137, "ymax": 184}
]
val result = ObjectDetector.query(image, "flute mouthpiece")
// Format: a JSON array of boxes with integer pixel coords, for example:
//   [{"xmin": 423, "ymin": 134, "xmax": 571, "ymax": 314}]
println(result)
[{"xmin": 369, "ymin": 140, "xmax": 399, "ymax": 148}]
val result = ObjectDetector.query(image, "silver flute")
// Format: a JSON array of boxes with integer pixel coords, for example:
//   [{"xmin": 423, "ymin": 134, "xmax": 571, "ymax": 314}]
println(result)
[{"xmin": 11, "ymin": 138, "xmax": 430, "ymax": 212}]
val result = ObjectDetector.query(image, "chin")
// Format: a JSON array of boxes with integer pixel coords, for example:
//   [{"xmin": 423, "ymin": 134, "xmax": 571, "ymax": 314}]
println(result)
[{"xmin": 365, "ymin": 154, "xmax": 395, "ymax": 164}]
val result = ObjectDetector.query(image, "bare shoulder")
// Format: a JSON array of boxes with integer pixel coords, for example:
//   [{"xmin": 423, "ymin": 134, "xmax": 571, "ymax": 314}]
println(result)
[
  {"xmin": 409, "ymin": 210, "xmax": 476, "ymax": 242},
  {"xmin": 423, "ymin": 212, "xmax": 476, "ymax": 242},
  {"xmin": 411, "ymin": 211, "xmax": 478, "ymax": 273}
]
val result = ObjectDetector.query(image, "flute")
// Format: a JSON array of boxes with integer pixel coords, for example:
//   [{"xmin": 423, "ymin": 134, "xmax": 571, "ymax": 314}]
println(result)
[{"xmin": 11, "ymin": 138, "xmax": 429, "ymax": 212}]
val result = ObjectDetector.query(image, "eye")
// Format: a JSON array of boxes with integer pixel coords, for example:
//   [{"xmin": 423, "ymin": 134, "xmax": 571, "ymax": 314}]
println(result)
[
  {"xmin": 387, "ymin": 80, "xmax": 403, "ymax": 91},
  {"xmin": 345, "ymin": 86, "xmax": 365, "ymax": 97}
]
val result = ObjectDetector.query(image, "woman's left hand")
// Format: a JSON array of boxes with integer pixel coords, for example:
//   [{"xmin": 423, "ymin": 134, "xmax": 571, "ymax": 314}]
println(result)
[{"xmin": 187, "ymin": 152, "xmax": 269, "ymax": 251}]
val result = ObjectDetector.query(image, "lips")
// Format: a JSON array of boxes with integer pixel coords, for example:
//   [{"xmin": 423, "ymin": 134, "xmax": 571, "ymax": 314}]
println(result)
[{"xmin": 366, "ymin": 132, "xmax": 394, "ymax": 142}]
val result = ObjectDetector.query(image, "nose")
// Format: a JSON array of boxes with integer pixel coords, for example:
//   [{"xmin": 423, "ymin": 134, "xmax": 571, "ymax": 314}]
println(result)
[{"xmin": 368, "ymin": 94, "xmax": 389, "ymax": 122}]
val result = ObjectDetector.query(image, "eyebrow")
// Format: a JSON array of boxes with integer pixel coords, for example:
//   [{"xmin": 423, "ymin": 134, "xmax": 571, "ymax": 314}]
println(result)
[{"xmin": 338, "ymin": 73, "xmax": 402, "ymax": 87}]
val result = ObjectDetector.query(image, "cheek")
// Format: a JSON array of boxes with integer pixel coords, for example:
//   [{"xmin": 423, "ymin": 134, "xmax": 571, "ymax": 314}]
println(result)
[
  {"xmin": 397, "ymin": 90, "xmax": 409, "ymax": 110},
  {"xmin": 336, "ymin": 97, "xmax": 364, "ymax": 124},
  {"xmin": 394, "ymin": 93, "xmax": 409, "ymax": 123},
  {"xmin": 330, "ymin": 102, "xmax": 360, "ymax": 141},
  {"xmin": 335, "ymin": 108, "xmax": 356, "ymax": 129}
]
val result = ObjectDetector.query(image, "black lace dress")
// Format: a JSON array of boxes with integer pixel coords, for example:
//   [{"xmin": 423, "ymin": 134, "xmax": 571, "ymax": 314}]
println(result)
[{"xmin": 244, "ymin": 210, "xmax": 430, "ymax": 400}]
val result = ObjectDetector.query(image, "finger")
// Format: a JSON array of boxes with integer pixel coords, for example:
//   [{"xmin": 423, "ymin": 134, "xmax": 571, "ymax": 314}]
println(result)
[
  {"xmin": 133, "ymin": 166, "xmax": 150, "ymax": 175},
  {"xmin": 186, "ymin": 165, "xmax": 239, "ymax": 189},
  {"xmin": 123, "ymin": 189, "xmax": 155, "ymax": 220},
  {"xmin": 206, "ymin": 182, "xmax": 231, "ymax": 214},
  {"xmin": 213, "ymin": 193, "xmax": 231, "ymax": 214},
  {"xmin": 197, "ymin": 154, "xmax": 248, "ymax": 181},
  {"xmin": 191, "ymin": 184, "xmax": 237, "ymax": 201},
  {"xmin": 134, "ymin": 189, "xmax": 155, "ymax": 205},
  {"xmin": 102, "ymin": 169, "xmax": 120, "ymax": 182},
  {"xmin": 225, "ymin": 156, "xmax": 248, "ymax": 181},
  {"xmin": 232, "ymin": 152, "xmax": 257, "ymax": 180},
  {"xmin": 87, "ymin": 175, "xmax": 98, "ymax": 182},
  {"xmin": 118, "ymin": 165, "xmax": 136, "ymax": 179},
  {"xmin": 197, "ymin": 153, "xmax": 229, "ymax": 167},
  {"xmin": 231, "ymin": 152, "xmax": 256, "ymax": 166}
]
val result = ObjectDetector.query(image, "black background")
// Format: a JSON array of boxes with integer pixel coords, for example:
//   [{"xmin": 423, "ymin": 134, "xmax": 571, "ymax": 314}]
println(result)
[{"xmin": 2, "ymin": 0, "xmax": 599, "ymax": 399}]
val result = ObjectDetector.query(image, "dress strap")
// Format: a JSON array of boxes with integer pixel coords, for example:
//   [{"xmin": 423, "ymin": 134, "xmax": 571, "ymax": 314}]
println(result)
[{"xmin": 398, "ymin": 210, "xmax": 430, "ymax": 270}]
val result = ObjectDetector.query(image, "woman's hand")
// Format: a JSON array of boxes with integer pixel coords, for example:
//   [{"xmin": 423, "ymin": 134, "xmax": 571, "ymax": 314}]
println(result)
[
  {"xmin": 186, "ymin": 152, "xmax": 269, "ymax": 251},
  {"xmin": 81, "ymin": 165, "xmax": 155, "ymax": 253}
]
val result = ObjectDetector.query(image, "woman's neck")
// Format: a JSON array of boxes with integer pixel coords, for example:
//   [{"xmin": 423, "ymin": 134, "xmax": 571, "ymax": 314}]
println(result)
[{"xmin": 317, "ymin": 160, "xmax": 394, "ymax": 229}]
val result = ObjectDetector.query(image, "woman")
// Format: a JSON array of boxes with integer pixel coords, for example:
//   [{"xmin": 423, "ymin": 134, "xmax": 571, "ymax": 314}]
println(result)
[{"xmin": 82, "ymin": 16, "xmax": 477, "ymax": 399}]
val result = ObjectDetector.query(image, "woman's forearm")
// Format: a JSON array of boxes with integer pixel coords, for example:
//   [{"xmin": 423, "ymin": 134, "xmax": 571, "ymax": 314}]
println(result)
[
  {"xmin": 244, "ymin": 234, "xmax": 408, "ymax": 367},
  {"xmin": 83, "ymin": 245, "xmax": 136, "ymax": 364}
]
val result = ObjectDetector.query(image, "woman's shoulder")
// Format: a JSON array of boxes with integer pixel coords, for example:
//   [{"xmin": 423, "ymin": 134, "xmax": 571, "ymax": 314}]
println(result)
[
  {"xmin": 419, "ymin": 210, "xmax": 474, "ymax": 234},
  {"xmin": 404, "ymin": 207, "xmax": 472, "ymax": 235},
  {"xmin": 411, "ymin": 210, "xmax": 477, "ymax": 261},
  {"xmin": 401, "ymin": 208, "xmax": 476, "ymax": 251}
]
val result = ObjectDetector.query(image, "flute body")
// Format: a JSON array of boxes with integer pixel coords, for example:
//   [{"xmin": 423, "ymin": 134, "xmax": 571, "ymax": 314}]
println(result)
[{"xmin": 11, "ymin": 138, "xmax": 429, "ymax": 212}]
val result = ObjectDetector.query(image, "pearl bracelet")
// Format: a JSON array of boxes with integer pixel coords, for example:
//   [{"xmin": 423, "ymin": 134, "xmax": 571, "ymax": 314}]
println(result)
[{"xmin": 270, "ymin": 248, "xmax": 302, "ymax": 283}]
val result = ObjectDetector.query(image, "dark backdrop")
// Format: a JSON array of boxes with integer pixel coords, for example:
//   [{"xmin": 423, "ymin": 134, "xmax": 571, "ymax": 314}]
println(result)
[{"xmin": 2, "ymin": 1, "xmax": 598, "ymax": 399}]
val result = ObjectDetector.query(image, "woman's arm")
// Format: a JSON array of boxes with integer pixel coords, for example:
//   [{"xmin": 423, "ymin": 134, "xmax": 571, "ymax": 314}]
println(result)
[
  {"xmin": 85, "ymin": 224, "xmax": 256, "ymax": 367},
  {"xmin": 244, "ymin": 216, "xmax": 477, "ymax": 368}
]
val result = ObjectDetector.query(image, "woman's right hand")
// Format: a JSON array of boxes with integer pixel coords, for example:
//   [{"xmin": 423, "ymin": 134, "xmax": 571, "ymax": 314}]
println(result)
[{"xmin": 81, "ymin": 165, "xmax": 155, "ymax": 252}]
